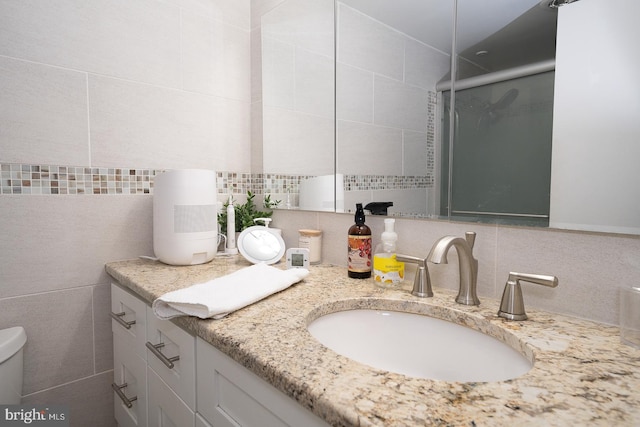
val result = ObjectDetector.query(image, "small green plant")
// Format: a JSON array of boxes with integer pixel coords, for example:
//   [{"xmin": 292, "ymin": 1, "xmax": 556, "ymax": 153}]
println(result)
[{"xmin": 218, "ymin": 191, "xmax": 281, "ymax": 232}]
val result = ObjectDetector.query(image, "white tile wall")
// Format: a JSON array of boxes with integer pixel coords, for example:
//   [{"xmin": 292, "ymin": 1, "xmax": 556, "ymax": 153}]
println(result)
[
  {"xmin": 0, "ymin": 196, "xmax": 153, "ymax": 298},
  {"xmin": 88, "ymin": 75, "xmax": 220, "ymax": 169},
  {"xmin": 403, "ymin": 130, "xmax": 428, "ymax": 176},
  {"xmin": 0, "ymin": 57, "xmax": 89, "ymax": 165},
  {"xmin": 337, "ymin": 121, "xmax": 402, "ymax": 175},
  {"xmin": 373, "ymin": 75, "xmax": 429, "ymax": 132},
  {"xmin": 294, "ymin": 47, "xmax": 334, "ymax": 118},
  {"xmin": 251, "ymin": 26, "xmax": 264, "ymax": 103},
  {"xmin": 0, "ymin": 0, "xmax": 182, "ymax": 88},
  {"xmin": 336, "ymin": 63, "xmax": 374, "ymax": 123},
  {"xmin": 23, "ymin": 372, "xmax": 115, "ymax": 427},
  {"xmin": 263, "ymin": 107, "xmax": 334, "ymax": 175},
  {"xmin": 251, "ymin": 0, "xmax": 286, "ymax": 29},
  {"xmin": 0, "ymin": 2, "xmax": 251, "ymax": 425},
  {"xmin": 404, "ymin": 38, "xmax": 450, "ymax": 91},
  {"xmin": 261, "ymin": 0, "xmax": 334, "ymax": 176},
  {"xmin": 337, "ymin": 4, "xmax": 405, "ymax": 81},
  {"xmin": 261, "ymin": 0, "xmax": 333, "ymax": 58},
  {"xmin": 0, "ymin": 1, "xmax": 251, "ymax": 172},
  {"xmin": 209, "ymin": 20, "xmax": 252, "ymax": 100},
  {"xmin": 262, "ymin": 36, "xmax": 296, "ymax": 109},
  {"xmin": 2, "ymin": 288, "xmax": 95, "ymax": 394},
  {"xmin": 212, "ymin": 97, "xmax": 252, "ymax": 171}
]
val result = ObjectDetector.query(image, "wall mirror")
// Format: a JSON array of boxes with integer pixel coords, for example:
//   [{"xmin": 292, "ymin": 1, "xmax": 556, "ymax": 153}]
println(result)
[
  {"xmin": 261, "ymin": 0, "xmax": 640, "ymax": 235},
  {"xmin": 261, "ymin": 0, "xmax": 336, "ymax": 211}
]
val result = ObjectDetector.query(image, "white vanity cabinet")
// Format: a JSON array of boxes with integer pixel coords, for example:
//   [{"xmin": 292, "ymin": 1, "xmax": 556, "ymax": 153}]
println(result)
[
  {"xmin": 146, "ymin": 306, "xmax": 196, "ymax": 410},
  {"xmin": 111, "ymin": 284, "xmax": 196, "ymax": 427},
  {"xmin": 196, "ymin": 338, "xmax": 329, "ymax": 427},
  {"xmin": 111, "ymin": 283, "xmax": 328, "ymax": 427},
  {"xmin": 111, "ymin": 283, "xmax": 148, "ymax": 358},
  {"xmin": 147, "ymin": 366, "xmax": 195, "ymax": 427},
  {"xmin": 111, "ymin": 284, "xmax": 149, "ymax": 427},
  {"xmin": 113, "ymin": 332, "xmax": 147, "ymax": 427}
]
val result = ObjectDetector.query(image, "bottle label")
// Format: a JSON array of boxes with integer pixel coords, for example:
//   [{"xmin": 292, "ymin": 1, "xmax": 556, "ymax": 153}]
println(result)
[
  {"xmin": 348, "ymin": 235, "xmax": 372, "ymax": 273},
  {"xmin": 373, "ymin": 253, "xmax": 405, "ymax": 284}
]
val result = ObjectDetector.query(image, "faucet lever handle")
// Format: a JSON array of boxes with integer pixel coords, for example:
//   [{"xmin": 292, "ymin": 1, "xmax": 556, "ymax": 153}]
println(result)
[
  {"xmin": 509, "ymin": 272, "xmax": 558, "ymax": 288},
  {"xmin": 395, "ymin": 254, "xmax": 433, "ymax": 298},
  {"xmin": 498, "ymin": 272, "xmax": 559, "ymax": 321},
  {"xmin": 395, "ymin": 254, "xmax": 424, "ymax": 266},
  {"xmin": 464, "ymin": 231, "xmax": 476, "ymax": 251}
]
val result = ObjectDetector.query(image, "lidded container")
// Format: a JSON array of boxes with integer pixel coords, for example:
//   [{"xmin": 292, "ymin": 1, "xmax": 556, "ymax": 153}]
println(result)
[{"xmin": 299, "ymin": 229, "xmax": 322, "ymax": 264}]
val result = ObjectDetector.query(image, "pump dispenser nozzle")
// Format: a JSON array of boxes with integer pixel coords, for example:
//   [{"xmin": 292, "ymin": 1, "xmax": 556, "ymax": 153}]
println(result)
[{"xmin": 381, "ymin": 218, "xmax": 398, "ymax": 251}]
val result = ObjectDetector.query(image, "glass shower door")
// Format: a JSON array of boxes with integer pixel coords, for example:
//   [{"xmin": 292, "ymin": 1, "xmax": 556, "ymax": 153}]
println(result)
[{"xmin": 441, "ymin": 71, "xmax": 554, "ymax": 226}]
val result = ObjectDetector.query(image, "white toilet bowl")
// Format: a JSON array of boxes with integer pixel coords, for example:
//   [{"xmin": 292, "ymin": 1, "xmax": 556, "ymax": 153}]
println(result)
[{"xmin": 0, "ymin": 326, "xmax": 27, "ymax": 404}]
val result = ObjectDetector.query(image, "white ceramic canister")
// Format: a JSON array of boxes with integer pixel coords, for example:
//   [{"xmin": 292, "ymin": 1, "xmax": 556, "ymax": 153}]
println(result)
[{"xmin": 298, "ymin": 229, "xmax": 322, "ymax": 264}]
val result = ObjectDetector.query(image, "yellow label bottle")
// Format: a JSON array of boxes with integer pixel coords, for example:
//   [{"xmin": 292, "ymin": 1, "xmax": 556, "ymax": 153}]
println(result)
[{"xmin": 373, "ymin": 218, "xmax": 404, "ymax": 286}]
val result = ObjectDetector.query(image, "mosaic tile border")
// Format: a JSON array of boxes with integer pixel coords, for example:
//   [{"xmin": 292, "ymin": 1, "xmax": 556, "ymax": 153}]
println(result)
[
  {"xmin": 0, "ymin": 164, "xmax": 161, "ymax": 195},
  {"xmin": 0, "ymin": 164, "xmax": 262, "ymax": 196},
  {"xmin": 344, "ymin": 174, "xmax": 433, "ymax": 191},
  {"xmin": 1, "ymin": 163, "xmax": 434, "ymax": 196}
]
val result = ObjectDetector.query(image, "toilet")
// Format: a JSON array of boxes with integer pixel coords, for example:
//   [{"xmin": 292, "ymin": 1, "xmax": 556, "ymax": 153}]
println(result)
[{"xmin": 0, "ymin": 326, "xmax": 27, "ymax": 404}]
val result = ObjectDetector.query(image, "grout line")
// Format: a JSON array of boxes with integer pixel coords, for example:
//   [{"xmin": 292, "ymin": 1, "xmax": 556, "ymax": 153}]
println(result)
[
  {"xmin": 91, "ymin": 285, "xmax": 96, "ymax": 375},
  {"xmin": 85, "ymin": 73, "xmax": 92, "ymax": 167},
  {"xmin": 21, "ymin": 370, "xmax": 114, "ymax": 399}
]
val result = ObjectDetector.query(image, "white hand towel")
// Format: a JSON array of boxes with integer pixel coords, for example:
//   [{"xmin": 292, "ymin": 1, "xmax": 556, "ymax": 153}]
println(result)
[{"xmin": 152, "ymin": 263, "xmax": 309, "ymax": 320}]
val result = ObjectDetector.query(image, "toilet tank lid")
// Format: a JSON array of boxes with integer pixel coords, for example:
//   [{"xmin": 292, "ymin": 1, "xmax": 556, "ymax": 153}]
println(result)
[{"xmin": 0, "ymin": 327, "xmax": 27, "ymax": 364}]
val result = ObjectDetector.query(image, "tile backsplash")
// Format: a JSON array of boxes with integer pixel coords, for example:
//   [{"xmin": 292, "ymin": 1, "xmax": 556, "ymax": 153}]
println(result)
[
  {"xmin": 1, "ymin": 163, "xmax": 159, "ymax": 195},
  {"xmin": 0, "ymin": 163, "xmax": 258, "ymax": 196},
  {"xmin": 2, "ymin": 163, "xmax": 433, "ymax": 206}
]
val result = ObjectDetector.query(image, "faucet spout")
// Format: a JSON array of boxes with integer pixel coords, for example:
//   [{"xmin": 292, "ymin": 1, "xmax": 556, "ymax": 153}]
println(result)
[{"xmin": 428, "ymin": 232, "xmax": 480, "ymax": 305}]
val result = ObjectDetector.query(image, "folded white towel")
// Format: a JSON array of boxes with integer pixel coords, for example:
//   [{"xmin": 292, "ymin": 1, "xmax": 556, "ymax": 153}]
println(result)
[{"xmin": 152, "ymin": 263, "xmax": 309, "ymax": 320}]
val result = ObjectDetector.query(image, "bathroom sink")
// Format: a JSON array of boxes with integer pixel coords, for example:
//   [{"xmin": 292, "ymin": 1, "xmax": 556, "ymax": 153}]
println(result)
[{"xmin": 307, "ymin": 309, "xmax": 532, "ymax": 382}]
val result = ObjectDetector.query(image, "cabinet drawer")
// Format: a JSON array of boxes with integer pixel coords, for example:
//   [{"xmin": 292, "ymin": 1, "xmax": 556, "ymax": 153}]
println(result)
[
  {"xmin": 146, "ymin": 306, "xmax": 196, "ymax": 410},
  {"xmin": 113, "ymin": 334, "xmax": 147, "ymax": 427},
  {"xmin": 196, "ymin": 338, "xmax": 328, "ymax": 427},
  {"xmin": 148, "ymin": 367, "xmax": 195, "ymax": 427},
  {"xmin": 111, "ymin": 283, "xmax": 148, "ymax": 358}
]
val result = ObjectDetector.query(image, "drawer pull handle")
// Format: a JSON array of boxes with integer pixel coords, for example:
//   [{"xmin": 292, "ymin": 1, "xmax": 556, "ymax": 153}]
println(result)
[
  {"xmin": 112, "ymin": 382, "xmax": 137, "ymax": 408},
  {"xmin": 110, "ymin": 311, "xmax": 136, "ymax": 330},
  {"xmin": 146, "ymin": 341, "xmax": 180, "ymax": 369}
]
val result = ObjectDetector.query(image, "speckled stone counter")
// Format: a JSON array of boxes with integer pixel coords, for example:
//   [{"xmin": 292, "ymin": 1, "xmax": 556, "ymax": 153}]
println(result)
[{"xmin": 106, "ymin": 257, "xmax": 640, "ymax": 426}]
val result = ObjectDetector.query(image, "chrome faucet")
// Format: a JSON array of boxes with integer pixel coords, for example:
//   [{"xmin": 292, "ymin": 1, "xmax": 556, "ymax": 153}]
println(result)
[
  {"xmin": 395, "ymin": 254, "xmax": 433, "ymax": 297},
  {"xmin": 427, "ymin": 232, "xmax": 480, "ymax": 305}
]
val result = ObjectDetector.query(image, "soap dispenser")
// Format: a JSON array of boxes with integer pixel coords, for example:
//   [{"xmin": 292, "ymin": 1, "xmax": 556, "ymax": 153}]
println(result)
[
  {"xmin": 373, "ymin": 218, "xmax": 404, "ymax": 286},
  {"xmin": 347, "ymin": 203, "xmax": 372, "ymax": 279}
]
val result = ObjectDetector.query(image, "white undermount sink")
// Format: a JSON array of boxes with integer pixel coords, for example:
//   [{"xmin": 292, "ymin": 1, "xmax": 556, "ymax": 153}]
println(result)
[{"xmin": 307, "ymin": 308, "xmax": 533, "ymax": 382}]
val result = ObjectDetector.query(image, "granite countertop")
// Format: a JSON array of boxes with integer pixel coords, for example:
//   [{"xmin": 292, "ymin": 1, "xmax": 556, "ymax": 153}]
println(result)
[{"xmin": 105, "ymin": 257, "xmax": 640, "ymax": 426}]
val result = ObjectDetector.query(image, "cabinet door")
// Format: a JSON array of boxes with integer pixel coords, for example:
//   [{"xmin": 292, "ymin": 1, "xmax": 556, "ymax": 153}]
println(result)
[
  {"xmin": 146, "ymin": 307, "xmax": 196, "ymax": 410},
  {"xmin": 113, "ymin": 334, "xmax": 147, "ymax": 427},
  {"xmin": 111, "ymin": 283, "xmax": 148, "ymax": 359},
  {"xmin": 147, "ymin": 367, "xmax": 195, "ymax": 427},
  {"xmin": 196, "ymin": 338, "xmax": 329, "ymax": 427}
]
